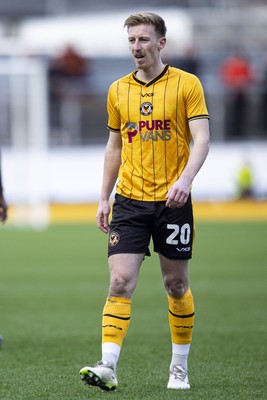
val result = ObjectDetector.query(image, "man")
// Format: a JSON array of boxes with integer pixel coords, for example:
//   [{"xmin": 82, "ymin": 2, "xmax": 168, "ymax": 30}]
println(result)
[
  {"xmin": 237, "ymin": 160, "xmax": 254, "ymax": 199},
  {"xmin": 219, "ymin": 51, "xmax": 254, "ymax": 138},
  {"xmin": 0, "ymin": 151, "xmax": 8, "ymax": 222},
  {"xmin": 80, "ymin": 12, "xmax": 210, "ymax": 391}
]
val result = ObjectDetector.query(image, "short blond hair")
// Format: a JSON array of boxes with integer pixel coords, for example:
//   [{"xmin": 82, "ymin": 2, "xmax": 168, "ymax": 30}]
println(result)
[{"xmin": 124, "ymin": 12, "xmax": 167, "ymax": 38}]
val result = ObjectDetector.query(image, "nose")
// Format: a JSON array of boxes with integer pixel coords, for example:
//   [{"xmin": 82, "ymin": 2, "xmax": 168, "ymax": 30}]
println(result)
[{"xmin": 133, "ymin": 40, "xmax": 141, "ymax": 51}]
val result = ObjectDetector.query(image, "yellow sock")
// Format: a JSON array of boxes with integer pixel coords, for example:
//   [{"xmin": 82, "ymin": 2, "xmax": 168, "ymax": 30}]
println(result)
[
  {"xmin": 168, "ymin": 289, "xmax": 194, "ymax": 344},
  {"xmin": 102, "ymin": 297, "xmax": 131, "ymax": 347}
]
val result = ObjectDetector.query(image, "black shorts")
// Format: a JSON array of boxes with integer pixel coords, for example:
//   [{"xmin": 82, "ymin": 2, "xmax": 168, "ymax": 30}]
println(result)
[{"xmin": 108, "ymin": 194, "xmax": 194, "ymax": 260}]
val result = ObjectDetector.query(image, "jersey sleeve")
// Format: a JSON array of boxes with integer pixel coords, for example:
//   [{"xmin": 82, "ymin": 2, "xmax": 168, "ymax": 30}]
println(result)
[
  {"xmin": 107, "ymin": 81, "xmax": 121, "ymax": 133},
  {"xmin": 185, "ymin": 75, "xmax": 209, "ymax": 122}
]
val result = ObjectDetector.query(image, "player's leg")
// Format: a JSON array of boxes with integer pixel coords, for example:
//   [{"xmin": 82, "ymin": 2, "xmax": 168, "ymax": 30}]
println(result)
[
  {"xmin": 80, "ymin": 252, "xmax": 144, "ymax": 390},
  {"xmin": 102, "ymin": 252, "xmax": 144, "ymax": 364},
  {"xmin": 153, "ymin": 196, "xmax": 194, "ymax": 389},
  {"xmin": 159, "ymin": 255, "xmax": 194, "ymax": 389},
  {"xmin": 80, "ymin": 194, "xmax": 152, "ymax": 390}
]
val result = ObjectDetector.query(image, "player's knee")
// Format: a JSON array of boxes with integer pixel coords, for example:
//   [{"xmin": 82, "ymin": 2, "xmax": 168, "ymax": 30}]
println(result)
[
  {"xmin": 109, "ymin": 276, "xmax": 135, "ymax": 298},
  {"xmin": 164, "ymin": 277, "xmax": 188, "ymax": 298}
]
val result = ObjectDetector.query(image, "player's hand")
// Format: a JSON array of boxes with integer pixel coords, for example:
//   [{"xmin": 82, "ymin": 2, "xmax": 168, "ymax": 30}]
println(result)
[
  {"xmin": 165, "ymin": 178, "xmax": 191, "ymax": 208},
  {"xmin": 0, "ymin": 196, "xmax": 8, "ymax": 222},
  {"xmin": 96, "ymin": 199, "xmax": 110, "ymax": 234}
]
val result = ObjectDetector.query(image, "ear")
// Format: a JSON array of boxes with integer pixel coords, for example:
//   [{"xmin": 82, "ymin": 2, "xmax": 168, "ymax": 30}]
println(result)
[{"xmin": 158, "ymin": 37, "xmax": 166, "ymax": 51}]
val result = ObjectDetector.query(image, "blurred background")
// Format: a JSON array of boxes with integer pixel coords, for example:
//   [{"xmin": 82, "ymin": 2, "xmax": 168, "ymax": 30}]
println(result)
[{"xmin": 1, "ymin": 0, "xmax": 267, "ymax": 225}]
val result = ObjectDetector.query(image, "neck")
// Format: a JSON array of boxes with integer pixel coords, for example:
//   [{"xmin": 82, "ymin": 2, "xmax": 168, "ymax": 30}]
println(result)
[{"xmin": 136, "ymin": 62, "xmax": 165, "ymax": 83}]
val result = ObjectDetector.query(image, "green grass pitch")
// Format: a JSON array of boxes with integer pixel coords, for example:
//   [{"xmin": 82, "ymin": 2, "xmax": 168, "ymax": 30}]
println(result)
[{"xmin": 0, "ymin": 221, "xmax": 266, "ymax": 399}]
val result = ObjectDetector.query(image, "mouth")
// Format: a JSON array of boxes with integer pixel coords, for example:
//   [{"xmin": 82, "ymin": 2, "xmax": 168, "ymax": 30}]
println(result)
[{"xmin": 134, "ymin": 53, "xmax": 144, "ymax": 60}]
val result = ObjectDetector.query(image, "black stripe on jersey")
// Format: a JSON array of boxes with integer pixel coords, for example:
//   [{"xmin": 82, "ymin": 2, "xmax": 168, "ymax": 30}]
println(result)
[
  {"xmin": 107, "ymin": 126, "xmax": 120, "ymax": 132},
  {"xmin": 128, "ymin": 77, "xmax": 135, "ymax": 199},
  {"xmin": 162, "ymin": 74, "xmax": 169, "ymax": 199},
  {"xmin": 188, "ymin": 114, "xmax": 210, "ymax": 122},
  {"xmin": 169, "ymin": 310, "xmax": 195, "ymax": 319},
  {"xmin": 175, "ymin": 73, "xmax": 181, "ymax": 180},
  {"xmin": 139, "ymin": 86, "xmax": 145, "ymax": 200},
  {"xmin": 103, "ymin": 313, "xmax": 130, "ymax": 321},
  {"xmin": 132, "ymin": 64, "xmax": 169, "ymax": 87}
]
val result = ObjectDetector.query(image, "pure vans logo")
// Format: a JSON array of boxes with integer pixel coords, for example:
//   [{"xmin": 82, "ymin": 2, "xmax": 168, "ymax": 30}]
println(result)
[
  {"xmin": 126, "ymin": 119, "xmax": 171, "ymax": 143},
  {"xmin": 141, "ymin": 93, "xmax": 154, "ymax": 97}
]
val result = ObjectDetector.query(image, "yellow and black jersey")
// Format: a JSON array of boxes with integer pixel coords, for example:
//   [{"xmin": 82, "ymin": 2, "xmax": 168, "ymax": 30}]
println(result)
[{"xmin": 107, "ymin": 64, "xmax": 209, "ymax": 201}]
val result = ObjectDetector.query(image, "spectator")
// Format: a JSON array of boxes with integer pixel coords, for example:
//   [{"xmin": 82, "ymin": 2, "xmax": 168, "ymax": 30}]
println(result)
[
  {"xmin": 48, "ymin": 44, "xmax": 89, "ymax": 143},
  {"xmin": 236, "ymin": 160, "xmax": 254, "ymax": 200},
  {"xmin": 219, "ymin": 51, "xmax": 254, "ymax": 139},
  {"xmin": 260, "ymin": 57, "xmax": 267, "ymax": 135},
  {"xmin": 171, "ymin": 46, "xmax": 199, "ymax": 76}
]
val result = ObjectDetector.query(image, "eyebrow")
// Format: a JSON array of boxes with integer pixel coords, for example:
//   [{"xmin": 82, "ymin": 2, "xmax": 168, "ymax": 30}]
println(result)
[{"xmin": 128, "ymin": 35, "xmax": 151, "ymax": 40}]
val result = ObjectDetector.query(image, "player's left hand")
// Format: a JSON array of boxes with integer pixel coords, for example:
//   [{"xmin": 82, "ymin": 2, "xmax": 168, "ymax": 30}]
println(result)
[{"xmin": 165, "ymin": 178, "xmax": 190, "ymax": 208}]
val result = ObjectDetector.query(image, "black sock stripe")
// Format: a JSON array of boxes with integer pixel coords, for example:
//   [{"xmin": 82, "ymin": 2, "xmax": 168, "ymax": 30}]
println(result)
[
  {"xmin": 102, "ymin": 324, "xmax": 122, "ymax": 331},
  {"xmin": 103, "ymin": 313, "xmax": 130, "ymax": 321},
  {"xmin": 169, "ymin": 310, "xmax": 195, "ymax": 319}
]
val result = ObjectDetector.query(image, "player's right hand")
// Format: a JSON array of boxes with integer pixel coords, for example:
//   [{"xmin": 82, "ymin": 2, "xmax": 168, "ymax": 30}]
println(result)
[{"xmin": 96, "ymin": 200, "xmax": 110, "ymax": 233}]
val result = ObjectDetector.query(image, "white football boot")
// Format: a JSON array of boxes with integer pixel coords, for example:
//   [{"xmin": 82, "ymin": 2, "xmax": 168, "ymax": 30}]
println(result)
[
  {"xmin": 167, "ymin": 365, "xmax": 190, "ymax": 389},
  {"xmin": 80, "ymin": 360, "xmax": 118, "ymax": 391}
]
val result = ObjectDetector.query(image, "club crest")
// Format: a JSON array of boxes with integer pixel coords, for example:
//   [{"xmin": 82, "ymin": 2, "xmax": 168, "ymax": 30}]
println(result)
[
  {"xmin": 140, "ymin": 102, "xmax": 153, "ymax": 116},
  {"xmin": 109, "ymin": 231, "xmax": 120, "ymax": 247}
]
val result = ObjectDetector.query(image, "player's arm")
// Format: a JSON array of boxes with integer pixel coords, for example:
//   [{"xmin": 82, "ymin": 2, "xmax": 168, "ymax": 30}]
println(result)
[
  {"xmin": 0, "ymin": 167, "xmax": 8, "ymax": 223},
  {"xmin": 166, "ymin": 118, "xmax": 210, "ymax": 208},
  {"xmin": 96, "ymin": 130, "xmax": 122, "ymax": 233}
]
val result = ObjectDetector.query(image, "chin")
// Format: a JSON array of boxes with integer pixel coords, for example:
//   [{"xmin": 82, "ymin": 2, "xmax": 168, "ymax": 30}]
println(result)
[{"xmin": 136, "ymin": 63, "xmax": 144, "ymax": 70}]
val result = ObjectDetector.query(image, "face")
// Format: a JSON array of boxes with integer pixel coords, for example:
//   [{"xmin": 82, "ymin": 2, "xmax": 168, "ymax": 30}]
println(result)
[{"xmin": 127, "ymin": 24, "xmax": 166, "ymax": 71}]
